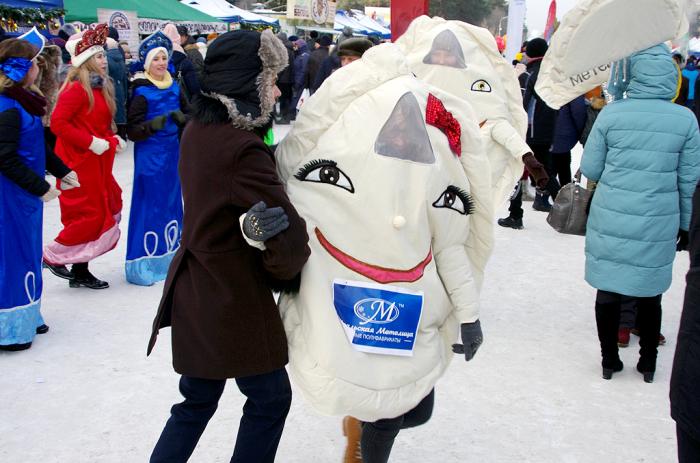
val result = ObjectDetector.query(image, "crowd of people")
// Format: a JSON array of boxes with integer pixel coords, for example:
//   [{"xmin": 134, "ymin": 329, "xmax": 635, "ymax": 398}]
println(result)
[{"xmin": 0, "ymin": 14, "xmax": 699, "ymax": 463}]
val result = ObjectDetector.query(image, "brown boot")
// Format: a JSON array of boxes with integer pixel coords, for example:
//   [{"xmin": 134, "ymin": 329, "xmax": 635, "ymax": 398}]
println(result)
[{"xmin": 342, "ymin": 416, "xmax": 363, "ymax": 463}]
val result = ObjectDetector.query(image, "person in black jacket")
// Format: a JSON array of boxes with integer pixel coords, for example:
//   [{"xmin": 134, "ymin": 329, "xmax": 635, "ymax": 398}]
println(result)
[
  {"xmin": 164, "ymin": 23, "xmax": 200, "ymax": 101},
  {"xmin": 550, "ymin": 95, "xmax": 586, "ymax": 190},
  {"xmin": 671, "ymin": 179, "xmax": 700, "ymax": 463},
  {"xmin": 305, "ymin": 35, "xmax": 331, "ymax": 94},
  {"xmin": 275, "ymin": 32, "xmax": 295, "ymax": 124},
  {"xmin": 521, "ymin": 38, "xmax": 559, "ymax": 211}
]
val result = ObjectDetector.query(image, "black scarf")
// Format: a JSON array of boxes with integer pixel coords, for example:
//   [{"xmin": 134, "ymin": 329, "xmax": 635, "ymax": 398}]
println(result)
[
  {"xmin": 90, "ymin": 74, "xmax": 105, "ymax": 89},
  {"xmin": 5, "ymin": 86, "xmax": 47, "ymax": 117}
]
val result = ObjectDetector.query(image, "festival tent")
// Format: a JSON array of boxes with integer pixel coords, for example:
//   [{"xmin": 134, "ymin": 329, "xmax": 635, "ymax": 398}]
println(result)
[
  {"xmin": 180, "ymin": 0, "xmax": 279, "ymax": 26},
  {"xmin": 3, "ymin": 0, "xmax": 63, "ymax": 7},
  {"xmin": 348, "ymin": 9, "xmax": 390, "ymax": 38},
  {"xmin": 63, "ymin": 0, "xmax": 220, "ymax": 24},
  {"xmin": 535, "ymin": 0, "xmax": 688, "ymax": 110},
  {"xmin": 334, "ymin": 10, "xmax": 389, "ymax": 38}
]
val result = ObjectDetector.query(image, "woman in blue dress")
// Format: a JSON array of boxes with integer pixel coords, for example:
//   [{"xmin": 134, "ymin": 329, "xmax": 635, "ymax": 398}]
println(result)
[
  {"xmin": 126, "ymin": 32, "xmax": 187, "ymax": 286},
  {"xmin": 0, "ymin": 32, "xmax": 80, "ymax": 351}
]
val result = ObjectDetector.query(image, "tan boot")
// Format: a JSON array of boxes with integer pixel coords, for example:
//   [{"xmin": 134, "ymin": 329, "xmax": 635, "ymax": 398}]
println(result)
[{"xmin": 342, "ymin": 416, "xmax": 363, "ymax": 463}]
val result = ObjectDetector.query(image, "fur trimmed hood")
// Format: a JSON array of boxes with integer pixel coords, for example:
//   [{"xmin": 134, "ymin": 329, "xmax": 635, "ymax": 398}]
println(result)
[{"xmin": 196, "ymin": 29, "xmax": 288, "ymax": 131}]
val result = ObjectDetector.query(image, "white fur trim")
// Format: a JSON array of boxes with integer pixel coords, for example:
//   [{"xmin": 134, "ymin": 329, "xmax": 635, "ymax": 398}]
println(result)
[{"xmin": 66, "ymin": 41, "xmax": 104, "ymax": 68}]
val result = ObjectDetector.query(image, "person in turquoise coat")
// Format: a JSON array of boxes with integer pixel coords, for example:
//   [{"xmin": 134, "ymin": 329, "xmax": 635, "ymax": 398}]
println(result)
[{"xmin": 581, "ymin": 44, "xmax": 700, "ymax": 383}]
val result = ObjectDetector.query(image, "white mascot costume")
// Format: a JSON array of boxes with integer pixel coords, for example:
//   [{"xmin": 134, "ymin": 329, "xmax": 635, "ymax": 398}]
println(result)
[
  {"xmin": 396, "ymin": 16, "xmax": 531, "ymax": 205},
  {"xmin": 276, "ymin": 44, "xmax": 493, "ymax": 422}
]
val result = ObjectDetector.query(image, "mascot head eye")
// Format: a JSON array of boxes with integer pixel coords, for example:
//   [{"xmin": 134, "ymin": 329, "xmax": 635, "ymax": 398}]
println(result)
[
  {"xmin": 295, "ymin": 159, "xmax": 355, "ymax": 193},
  {"xmin": 471, "ymin": 79, "xmax": 492, "ymax": 93},
  {"xmin": 432, "ymin": 186, "xmax": 474, "ymax": 215}
]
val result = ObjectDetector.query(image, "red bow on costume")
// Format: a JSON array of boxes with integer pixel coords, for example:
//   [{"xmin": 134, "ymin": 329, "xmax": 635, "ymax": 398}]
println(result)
[
  {"xmin": 426, "ymin": 94, "xmax": 462, "ymax": 157},
  {"xmin": 75, "ymin": 24, "xmax": 109, "ymax": 56}
]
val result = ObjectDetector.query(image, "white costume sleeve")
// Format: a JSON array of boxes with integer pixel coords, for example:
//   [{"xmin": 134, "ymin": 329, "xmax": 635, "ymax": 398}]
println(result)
[
  {"xmin": 489, "ymin": 119, "xmax": 531, "ymax": 159},
  {"xmin": 434, "ymin": 245, "xmax": 480, "ymax": 323}
]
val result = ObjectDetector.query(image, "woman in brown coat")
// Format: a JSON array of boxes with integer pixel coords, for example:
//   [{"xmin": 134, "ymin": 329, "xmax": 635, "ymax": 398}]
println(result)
[{"xmin": 147, "ymin": 29, "xmax": 310, "ymax": 463}]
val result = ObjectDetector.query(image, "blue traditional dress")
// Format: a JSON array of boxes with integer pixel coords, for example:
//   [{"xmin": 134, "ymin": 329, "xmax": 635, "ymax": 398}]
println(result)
[
  {"xmin": 125, "ymin": 80, "xmax": 184, "ymax": 286},
  {"xmin": 0, "ymin": 94, "xmax": 46, "ymax": 345}
]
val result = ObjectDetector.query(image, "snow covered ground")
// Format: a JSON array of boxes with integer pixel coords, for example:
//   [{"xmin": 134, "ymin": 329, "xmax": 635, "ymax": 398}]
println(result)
[{"xmin": 1, "ymin": 127, "xmax": 687, "ymax": 462}]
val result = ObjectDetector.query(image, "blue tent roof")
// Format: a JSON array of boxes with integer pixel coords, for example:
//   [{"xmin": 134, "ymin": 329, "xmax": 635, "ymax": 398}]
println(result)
[{"xmin": 3, "ymin": 0, "xmax": 64, "ymax": 8}]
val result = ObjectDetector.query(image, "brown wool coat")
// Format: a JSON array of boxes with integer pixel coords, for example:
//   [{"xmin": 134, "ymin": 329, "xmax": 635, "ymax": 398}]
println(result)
[{"xmin": 147, "ymin": 121, "xmax": 310, "ymax": 379}]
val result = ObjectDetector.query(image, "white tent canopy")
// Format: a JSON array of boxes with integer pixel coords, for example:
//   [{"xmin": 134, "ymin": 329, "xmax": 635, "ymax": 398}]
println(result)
[
  {"xmin": 535, "ymin": 0, "xmax": 688, "ymax": 110},
  {"xmin": 180, "ymin": 0, "xmax": 279, "ymax": 25}
]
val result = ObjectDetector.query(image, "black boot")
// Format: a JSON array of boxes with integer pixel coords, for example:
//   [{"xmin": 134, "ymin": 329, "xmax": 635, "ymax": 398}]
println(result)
[
  {"xmin": 532, "ymin": 191, "xmax": 552, "ymax": 212},
  {"xmin": 43, "ymin": 261, "xmax": 73, "ymax": 280},
  {"xmin": 497, "ymin": 216, "xmax": 524, "ymax": 229},
  {"xmin": 635, "ymin": 295, "xmax": 662, "ymax": 383},
  {"xmin": 595, "ymin": 291, "xmax": 623, "ymax": 379},
  {"xmin": 36, "ymin": 324, "xmax": 49, "ymax": 334},
  {"xmin": 69, "ymin": 263, "xmax": 109, "ymax": 290}
]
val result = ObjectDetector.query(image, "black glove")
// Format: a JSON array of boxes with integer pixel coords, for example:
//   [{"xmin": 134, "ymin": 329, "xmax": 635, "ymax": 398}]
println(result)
[
  {"xmin": 169, "ymin": 110, "xmax": 187, "ymax": 126},
  {"xmin": 242, "ymin": 201, "xmax": 289, "ymax": 242},
  {"xmin": 148, "ymin": 115, "xmax": 168, "ymax": 132},
  {"xmin": 677, "ymin": 229, "xmax": 689, "ymax": 252},
  {"xmin": 522, "ymin": 153, "xmax": 549, "ymax": 189},
  {"xmin": 452, "ymin": 320, "xmax": 483, "ymax": 362}
]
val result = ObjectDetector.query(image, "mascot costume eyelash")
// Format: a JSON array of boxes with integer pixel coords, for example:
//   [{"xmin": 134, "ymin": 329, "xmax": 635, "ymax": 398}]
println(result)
[
  {"xmin": 275, "ymin": 42, "xmax": 494, "ymax": 423},
  {"xmin": 396, "ymin": 16, "xmax": 531, "ymax": 206}
]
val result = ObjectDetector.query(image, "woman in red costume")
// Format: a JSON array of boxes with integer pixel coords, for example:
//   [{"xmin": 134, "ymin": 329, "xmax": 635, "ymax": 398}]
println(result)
[{"xmin": 43, "ymin": 24, "xmax": 125, "ymax": 289}]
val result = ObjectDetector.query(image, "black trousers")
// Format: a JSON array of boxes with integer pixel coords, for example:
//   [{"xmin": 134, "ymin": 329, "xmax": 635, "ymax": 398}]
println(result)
[
  {"xmin": 150, "ymin": 368, "xmax": 292, "ymax": 463},
  {"xmin": 278, "ymin": 83, "xmax": 294, "ymax": 120},
  {"xmin": 361, "ymin": 390, "xmax": 435, "ymax": 463},
  {"xmin": 595, "ymin": 290, "xmax": 662, "ymax": 368},
  {"xmin": 551, "ymin": 151, "xmax": 572, "ymax": 187},
  {"xmin": 677, "ymin": 423, "xmax": 700, "ymax": 463}
]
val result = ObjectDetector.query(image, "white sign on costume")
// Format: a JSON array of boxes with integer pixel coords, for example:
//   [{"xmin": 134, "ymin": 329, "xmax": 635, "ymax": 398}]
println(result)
[
  {"xmin": 97, "ymin": 9, "xmax": 139, "ymax": 53},
  {"xmin": 504, "ymin": 0, "xmax": 526, "ymax": 63},
  {"xmin": 535, "ymin": 0, "xmax": 689, "ymax": 110}
]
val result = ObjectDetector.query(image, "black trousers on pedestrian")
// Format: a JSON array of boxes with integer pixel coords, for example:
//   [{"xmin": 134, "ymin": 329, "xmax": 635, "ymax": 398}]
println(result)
[
  {"xmin": 509, "ymin": 183, "xmax": 524, "ymax": 220},
  {"xmin": 361, "ymin": 389, "xmax": 435, "ymax": 463},
  {"xmin": 677, "ymin": 423, "xmax": 700, "ymax": 463},
  {"xmin": 551, "ymin": 151, "xmax": 572, "ymax": 187},
  {"xmin": 595, "ymin": 290, "xmax": 662, "ymax": 368},
  {"xmin": 278, "ymin": 83, "xmax": 294, "ymax": 120},
  {"xmin": 150, "ymin": 368, "xmax": 292, "ymax": 463}
]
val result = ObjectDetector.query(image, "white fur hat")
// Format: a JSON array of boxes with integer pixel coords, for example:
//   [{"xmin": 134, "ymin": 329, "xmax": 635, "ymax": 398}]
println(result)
[{"xmin": 145, "ymin": 47, "xmax": 169, "ymax": 72}]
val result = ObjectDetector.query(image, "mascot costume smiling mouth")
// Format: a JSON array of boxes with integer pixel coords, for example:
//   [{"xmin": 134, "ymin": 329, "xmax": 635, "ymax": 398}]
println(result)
[{"xmin": 276, "ymin": 43, "xmax": 494, "ymax": 422}]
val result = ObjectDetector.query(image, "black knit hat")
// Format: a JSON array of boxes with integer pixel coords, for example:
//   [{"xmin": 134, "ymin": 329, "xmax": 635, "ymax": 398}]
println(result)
[
  {"xmin": 200, "ymin": 29, "xmax": 288, "ymax": 129},
  {"xmin": 525, "ymin": 38, "xmax": 548, "ymax": 59},
  {"xmin": 108, "ymin": 27, "xmax": 120, "ymax": 41},
  {"xmin": 338, "ymin": 38, "xmax": 373, "ymax": 58},
  {"xmin": 318, "ymin": 35, "xmax": 332, "ymax": 47}
]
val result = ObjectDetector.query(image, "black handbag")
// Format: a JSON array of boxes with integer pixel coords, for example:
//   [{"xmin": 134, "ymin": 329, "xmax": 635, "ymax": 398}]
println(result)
[{"xmin": 546, "ymin": 170, "xmax": 593, "ymax": 236}]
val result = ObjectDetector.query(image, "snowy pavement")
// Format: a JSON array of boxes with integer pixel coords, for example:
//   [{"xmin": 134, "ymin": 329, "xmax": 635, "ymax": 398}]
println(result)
[{"xmin": 1, "ymin": 129, "xmax": 686, "ymax": 462}]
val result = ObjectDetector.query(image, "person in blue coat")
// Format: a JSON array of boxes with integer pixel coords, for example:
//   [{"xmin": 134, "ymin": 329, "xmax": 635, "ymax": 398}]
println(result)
[
  {"xmin": 125, "ymin": 32, "xmax": 187, "ymax": 286},
  {"xmin": 0, "ymin": 35, "xmax": 79, "ymax": 351},
  {"xmin": 106, "ymin": 27, "xmax": 129, "ymax": 138},
  {"xmin": 581, "ymin": 44, "xmax": 700, "ymax": 382}
]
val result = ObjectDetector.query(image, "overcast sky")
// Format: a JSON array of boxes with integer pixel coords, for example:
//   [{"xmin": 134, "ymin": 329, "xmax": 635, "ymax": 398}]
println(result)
[{"xmin": 524, "ymin": 0, "xmax": 578, "ymax": 36}]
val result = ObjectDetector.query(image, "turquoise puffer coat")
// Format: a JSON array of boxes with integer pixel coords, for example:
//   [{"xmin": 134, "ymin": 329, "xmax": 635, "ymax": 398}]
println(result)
[{"xmin": 581, "ymin": 44, "xmax": 700, "ymax": 297}]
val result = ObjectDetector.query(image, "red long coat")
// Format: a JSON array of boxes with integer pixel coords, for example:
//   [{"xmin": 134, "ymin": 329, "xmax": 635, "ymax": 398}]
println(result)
[{"xmin": 46, "ymin": 82, "xmax": 122, "ymax": 263}]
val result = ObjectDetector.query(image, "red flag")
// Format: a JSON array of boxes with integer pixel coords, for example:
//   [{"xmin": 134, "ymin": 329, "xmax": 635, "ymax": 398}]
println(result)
[
  {"xmin": 391, "ymin": 0, "xmax": 429, "ymax": 41},
  {"xmin": 544, "ymin": 0, "xmax": 557, "ymax": 42}
]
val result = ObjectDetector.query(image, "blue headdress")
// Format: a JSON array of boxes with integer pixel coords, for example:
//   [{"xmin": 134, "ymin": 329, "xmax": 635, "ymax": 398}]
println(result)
[
  {"xmin": 131, "ymin": 31, "xmax": 173, "ymax": 73},
  {"xmin": 139, "ymin": 31, "xmax": 173, "ymax": 64},
  {"xmin": 18, "ymin": 27, "xmax": 46, "ymax": 59},
  {"xmin": 0, "ymin": 27, "xmax": 46, "ymax": 83}
]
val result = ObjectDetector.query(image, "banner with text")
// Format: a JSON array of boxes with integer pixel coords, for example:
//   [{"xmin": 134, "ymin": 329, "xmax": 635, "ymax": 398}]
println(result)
[
  {"xmin": 287, "ymin": 0, "xmax": 337, "ymax": 25},
  {"xmin": 97, "ymin": 9, "xmax": 139, "ymax": 53}
]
